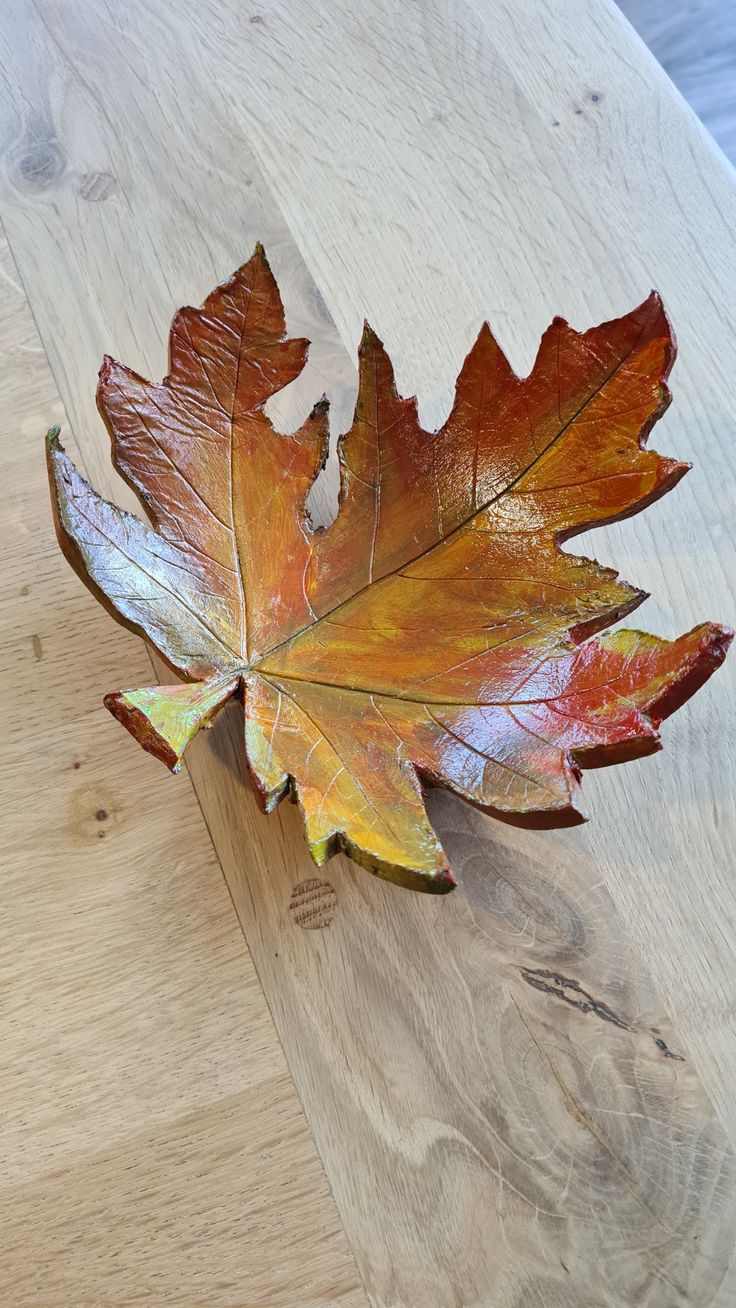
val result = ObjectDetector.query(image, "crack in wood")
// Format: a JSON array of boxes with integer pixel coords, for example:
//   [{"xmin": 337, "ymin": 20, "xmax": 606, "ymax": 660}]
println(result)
[{"xmin": 520, "ymin": 966, "xmax": 685, "ymax": 1060}]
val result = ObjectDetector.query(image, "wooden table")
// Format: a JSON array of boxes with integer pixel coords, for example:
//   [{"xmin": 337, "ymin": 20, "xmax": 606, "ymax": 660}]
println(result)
[{"xmin": 1, "ymin": 2, "xmax": 735, "ymax": 1304}]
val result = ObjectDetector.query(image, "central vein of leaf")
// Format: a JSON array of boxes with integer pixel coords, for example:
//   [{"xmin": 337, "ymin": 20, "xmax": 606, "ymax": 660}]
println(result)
[{"xmin": 230, "ymin": 271, "xmax": 259, "ymax": 664}]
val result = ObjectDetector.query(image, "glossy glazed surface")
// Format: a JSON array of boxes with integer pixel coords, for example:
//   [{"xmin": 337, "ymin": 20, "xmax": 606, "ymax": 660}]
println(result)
[{"xmin": 47, "ymin": 247, "xmax": 731, "ymax": 891}]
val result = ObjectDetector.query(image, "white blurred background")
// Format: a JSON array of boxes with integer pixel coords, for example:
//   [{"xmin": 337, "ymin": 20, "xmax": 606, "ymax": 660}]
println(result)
[{"xmin": 620, "ymin": 0, "xmax": 736, "ymax": 161}]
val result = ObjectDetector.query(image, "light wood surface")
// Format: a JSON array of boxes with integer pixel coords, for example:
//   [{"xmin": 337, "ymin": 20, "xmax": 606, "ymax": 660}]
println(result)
[
  {"xmin": 0, "ymin": 230, "xmax": 364, "ymax": 1304},
  {"xmin": 1, "ymin": 1, "xmax": 735, "ymax": 1305}
]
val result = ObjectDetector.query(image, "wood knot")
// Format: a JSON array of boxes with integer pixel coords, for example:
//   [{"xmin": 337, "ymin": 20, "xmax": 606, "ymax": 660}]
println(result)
[
  {"xmin": 77, "ymin": 170, "xmax": 118, "ymax": 202},
  {"xmin": 67, "ymin": 784, "xmax": 120, "ymax": 846},
  {"xmin": 289, "ymin": 878, "xmax": 336, "ymax": 929},
  {"xmin": 7, "ymin": 138, "xmax": 66, "ymax": 194}
]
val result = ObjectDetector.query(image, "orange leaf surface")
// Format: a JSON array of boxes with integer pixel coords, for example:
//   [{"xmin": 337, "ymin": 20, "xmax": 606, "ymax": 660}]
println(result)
[{"xmin": 46, "ymin": 247, "xmax": 731, "ymax": 893}]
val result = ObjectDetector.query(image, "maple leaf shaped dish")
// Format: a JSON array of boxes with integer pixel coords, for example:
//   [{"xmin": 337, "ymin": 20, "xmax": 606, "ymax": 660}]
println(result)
[{"xmin": 46, "ymin": 246, "xmax": 731, "ymax": 894}]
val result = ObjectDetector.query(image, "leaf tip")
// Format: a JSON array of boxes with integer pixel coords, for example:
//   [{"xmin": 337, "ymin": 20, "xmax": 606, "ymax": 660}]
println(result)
[
  {"xmin": 643, "ymin": 621, "xmax": 732, "ymax": 725},
  {"xmin": 251, "ymin": 240, "xmax": 272, "ymax": 274},
  {"xmin": 473, "ymin": 321, "xmax": 501, "ymax": 353},
  {"xmin": 310, "ymin": 393, "xmax": 330, "ymax": 420},
  {"xmin": 640, "ymin": 289, "xmax": 676, "ymax": 360},
  {"xmin": 644, "ymin": 456, "xmax": 690, "ymax": 504},
  {"xmin": 360, "ymin": 319, "xmax": 384, "ymax": 351},
  {"xmin": 698, "ymin": 621, "xmax": 734, "ymax": 664},
  {"xmin": 643, "ymin": 289, "xmax": 669, "ymax": 327},
  {"xmin": 104, "ymin": 690, "xmax": 182, "ymax": 773},
  {"xmin": 668, "ymin": 458, "xmax": 691, "ymax": 479},
  {"xmin": 432, "ymin": 865, "xmax": 457, "ymax": 894},
  {"xmin": 45, "ymin": 424, "xmax": 62, "ymax": 450}
]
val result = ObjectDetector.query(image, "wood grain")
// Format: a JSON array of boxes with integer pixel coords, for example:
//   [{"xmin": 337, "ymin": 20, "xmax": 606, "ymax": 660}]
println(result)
[
  {"xmin": 0, "ymin": 230, "xmax": 365, "ymax": 1304},
  {"xmin": 1, "ymin": 0, "xmax": 735, "ymax": 1304}
]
